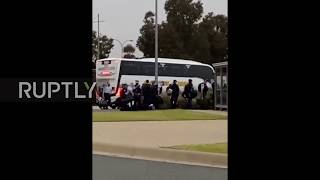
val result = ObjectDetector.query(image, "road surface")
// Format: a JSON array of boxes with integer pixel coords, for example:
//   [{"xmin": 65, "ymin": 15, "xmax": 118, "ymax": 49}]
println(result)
[{"xmin": 93, "ymin": 154, "xmax": 227, "ymax": 180}]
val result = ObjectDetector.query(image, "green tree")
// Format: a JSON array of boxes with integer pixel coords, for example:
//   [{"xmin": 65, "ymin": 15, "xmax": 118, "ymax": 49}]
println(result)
[
  {"xmin": 137, "ymin": 0, "xmax": 228, "ymax": 64},
  {"xmin": 138, "ymin": 0, "xmax": 204, "ymax": 59},
  {"xmin": 158, "ymin": 22, "xmax": 184, "ymax": 58},
  {"xmin": 199, "ymin": 13, "xmax": 228, "ymax": 63},
  {"xmin": 137, "ymin": 11, "xmax": 155, "ymax": 58},
  {"xmin": 190, "ymin": 24, "xmax": 211, "ymax": 62},
  {"xmin": 92, "ymin": 31, "xmax": 114, "ymax": 62},
  {"xmin": 123, "ymin": 44, "xmax": 136, "ymax": 59}
]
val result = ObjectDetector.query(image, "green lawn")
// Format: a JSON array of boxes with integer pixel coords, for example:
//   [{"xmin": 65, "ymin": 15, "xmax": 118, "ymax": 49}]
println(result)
[
  {"xmin": 165, "ymin": 143, "xmax": 228, "ymax": 154},
  {"xmin": 93, "ymin": 109, "xmax": 227, "ymax": 122}
]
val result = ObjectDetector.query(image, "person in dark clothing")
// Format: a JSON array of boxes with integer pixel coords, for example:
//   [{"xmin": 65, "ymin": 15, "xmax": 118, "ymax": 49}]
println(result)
[
  {"xmin": 211, "ymin": 80, "xmax": 215, "ymax": 109},
  {"xmin": 198, "ymin": 80, "xmax": 209, "ymax": 100},
  {"xmin": 159, "ymin": 81, "xmax": 164, "ymax": 95},
  {"xmin": 133, "ymin": 81, "xmax": 142, "ymax": 110},
  {"xmin": 182, "ymin": 79, "xmax": 196, "ymax": 109},
  {"xmin": 142, "ymin": 80, "xmax": 152, "ymax": 109},
  {"xmin": 151, "ymin": 83, "xmax": 159, "ymax": 109},
  {"xmin": 166, "ymin": 80, "xmax": 180, "ymax": 109}
]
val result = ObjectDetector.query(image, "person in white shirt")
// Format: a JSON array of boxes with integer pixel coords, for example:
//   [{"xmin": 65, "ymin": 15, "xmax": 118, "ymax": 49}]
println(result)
[
  {"xmin": 127, "ymin": 83, "xmax": 134, "ymax": 95},
  {"xmin": 102, "ymin": 83, "xmax": 113, "ymax": 107}
]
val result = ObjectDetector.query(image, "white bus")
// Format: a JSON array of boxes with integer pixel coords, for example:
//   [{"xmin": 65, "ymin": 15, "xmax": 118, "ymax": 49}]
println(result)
[{"xmin": 96, "ymin": 58, "xmax": 215, "ymax": 105}]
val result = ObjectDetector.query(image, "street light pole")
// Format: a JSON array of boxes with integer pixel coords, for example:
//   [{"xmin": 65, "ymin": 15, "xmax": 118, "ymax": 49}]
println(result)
[
  {"xmin": 155, "ymin": 0, "xmax": 159, "ymax": 86},
  {"xmin": 97, "ymin": 14, "xmax": 100, "ymax": 60}
]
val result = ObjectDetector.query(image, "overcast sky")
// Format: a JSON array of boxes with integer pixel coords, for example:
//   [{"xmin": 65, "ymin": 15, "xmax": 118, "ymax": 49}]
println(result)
[{"xmin": 93, "ymin": 0, "xmax": 227, "ymax": 58}]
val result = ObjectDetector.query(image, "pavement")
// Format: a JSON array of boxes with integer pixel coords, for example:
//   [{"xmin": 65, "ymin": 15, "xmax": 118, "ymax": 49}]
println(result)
[
  {"xmin": 93, "ymin": 120, "xmax": 227, "ymax": 148},
  {"xmin": 93, "ymin": 120, "xmax": 228, "ymax": 167}
]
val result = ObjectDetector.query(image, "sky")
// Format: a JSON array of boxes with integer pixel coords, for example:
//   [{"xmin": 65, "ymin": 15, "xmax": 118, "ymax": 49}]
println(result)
[{"xmin": 93, "ymin": 0, "xmax": 228, "ymax": 58}]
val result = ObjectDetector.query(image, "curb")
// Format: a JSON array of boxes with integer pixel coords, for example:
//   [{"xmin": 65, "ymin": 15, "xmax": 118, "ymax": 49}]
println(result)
[{"xmin": 93, "ymin": 142, "xmax": 228, "ymax": 168}]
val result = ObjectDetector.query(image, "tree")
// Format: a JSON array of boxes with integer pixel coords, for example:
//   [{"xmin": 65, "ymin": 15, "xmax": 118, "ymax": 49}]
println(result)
[
  {"xmin": 123, "ymin": 44, "xmax": 136, "ymax": 59},
  {"xmin": 158, "ymin": 22, "xmax": 185, "ymax": 58},
  {"xmin": 123, "ymin": 54, "xmax": 136, "ymax": 59},
  {"xmin": 123, "ymin": 44, "xmax": 135, "ymax": 54},
  {"xmin": 137, "ymin": 0, "xmax": 228, "ymax": 64},
  {"xmin": 138, "ymin": 0, "xmax": 204, "ymax": 59},
  {"xmin": 190, "ymin": 24, "xmax": 211, "ymax": 62},
  {"xmin": 165, "ymin": 0, "xmax": 203, "ymax": 26},
  {"xmin": 137, "ymin": 11, "xmax": 155, "ymax": 58},
  {"xmin": 199, "ymin": 13, "xmax": 228, "ymax": 63},
  {"xmin": 92, "ymin": 31, "xmax": 114, "ymax": 63}
]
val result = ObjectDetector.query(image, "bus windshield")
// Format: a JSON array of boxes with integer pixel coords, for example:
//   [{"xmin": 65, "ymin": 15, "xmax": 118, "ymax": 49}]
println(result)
[{"xmin": 96, "ymin": 59, "xmax": 120, "ymax": 93}]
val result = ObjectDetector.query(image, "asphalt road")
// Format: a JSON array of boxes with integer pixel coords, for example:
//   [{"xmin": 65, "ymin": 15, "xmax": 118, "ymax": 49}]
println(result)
[{"xmin": 93, "ymin": 154, "xmax": 228, "ymax": 180}]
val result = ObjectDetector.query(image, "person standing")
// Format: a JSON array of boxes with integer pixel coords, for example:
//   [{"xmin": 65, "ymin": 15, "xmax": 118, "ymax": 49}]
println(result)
[
  {"xmin": 126, "ymin": 83, "xmax": 134, "ymax": 109},
  {"xmin": 120, "ymin": 84, "xmax": 133, "ymax": 110},
  {"xmin": 133, "ymin": 81, "xmax": 142, "ymax": 110},
  {"xmin": 198, "ymin": 80, "xmax": 209, "ymax": 100},
  {"xmin": 151, "ymin": 82, "xmax": 159, "ymax": 109},
  {"xmin": 127, "ymin": 83, "xmax": 134, "ymax": 96},
  {"xmin": 210, "ymin": 79, "xmax": 215, "ymax": 109},
  {"xmin": 182, "ymin": 79, "xmax": 196, "ymax": 109},
  {"xmin": 166, "ymin": 80, "xmax": 180, "ymax": 109},
  {"xmin": 142, "ymin": 80, "xmax": 152, "ymax": 109},
  {"xmin": 159, "ymin": 81, "xmax": 164, "ymax": 95},
  {"xmin": 102, "ymin": 82, "xmax": 112, "ymax": 107}
]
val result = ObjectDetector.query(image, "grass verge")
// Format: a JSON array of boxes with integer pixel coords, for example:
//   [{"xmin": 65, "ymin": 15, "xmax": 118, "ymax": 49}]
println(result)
[
  {"xmin": 164, "ymin": 143, "xmax": 227, "ymax": 154},
  {"xmin": 93, "ymin": 109, "xmax": 227, "ymax": 122}
]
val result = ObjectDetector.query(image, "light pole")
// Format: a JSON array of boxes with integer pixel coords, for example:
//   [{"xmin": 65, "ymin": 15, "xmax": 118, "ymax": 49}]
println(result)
[
  {"xmin": 97, "ymin": 14, "xmax": 100, "ymax": 60},
  {"xmin": 155, "ymin": 0, "xmax": 159, "ymax": 86},
  {"xmin": 112, "ymin": 39, "xmax": 134, "ymax": 58}
]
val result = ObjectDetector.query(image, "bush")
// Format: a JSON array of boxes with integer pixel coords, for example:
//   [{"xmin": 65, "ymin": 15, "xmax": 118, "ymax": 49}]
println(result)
[{"xmin": 196, "ymin": 98, "xmax": 211, "ymax": 109}]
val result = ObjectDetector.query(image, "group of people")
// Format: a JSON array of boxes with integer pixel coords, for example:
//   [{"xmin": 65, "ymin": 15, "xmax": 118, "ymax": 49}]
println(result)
[
  {"xmin": 97, "ymin": 78, "xmax": 212, "ymax": 110},
  {"xmin": 97, "ymin": 80, "xmax": 161, "ymax": 110},
  {"xmin": 118, "ymin": 80, "xmax": 158, "ymax": 110},
  {"xmin": 167, "ymin": 79, "xmax": 209, "ymax": 109}
]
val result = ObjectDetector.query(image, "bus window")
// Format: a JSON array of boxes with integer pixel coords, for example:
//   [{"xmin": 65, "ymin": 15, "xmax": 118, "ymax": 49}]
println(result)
[
  {"xmin": 167, "ymin": 64, "xmax": 187, "ymax": 77},
  {"xmin": 188, "ymin": 65, "xmax": 214, "ymax": 80},
  {"xmin": 119, "ymin": 61, "xmax": 141, "ymax": 75},
  {"xmin": 159, "ymin": 63, "xmax": 167, "ymax": 76},
  {"xmin": 141, "ymin": 62, "xmax": 155, "ymax": 76}
]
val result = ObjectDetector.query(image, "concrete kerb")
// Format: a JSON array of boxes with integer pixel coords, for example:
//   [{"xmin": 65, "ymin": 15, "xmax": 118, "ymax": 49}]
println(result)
[{"xmin": 93, "ymin": 142, "xmax": 228, "ymax": 168}]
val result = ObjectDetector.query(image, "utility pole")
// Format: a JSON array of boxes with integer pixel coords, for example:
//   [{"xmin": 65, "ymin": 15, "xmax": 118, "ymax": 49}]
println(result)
[
  {"xmin": 93, "ymin": 14, "xmax": 104, "ymax": 60},
  {"xmin": 155, "ymin": 0, "xmax": 159, "ymax": 86},
  {"xmin": 97, "ymin": 14, "xmax": 100, "ymax": 60}
]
